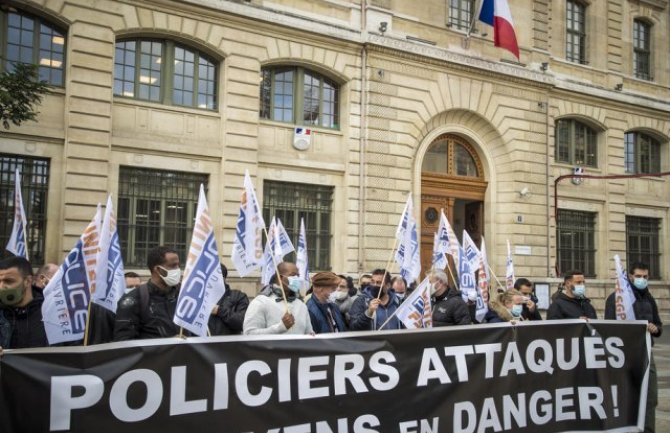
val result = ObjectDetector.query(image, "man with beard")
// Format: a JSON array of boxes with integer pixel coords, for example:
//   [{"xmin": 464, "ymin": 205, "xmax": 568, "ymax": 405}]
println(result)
[{"xmin": 349, "ymin": 269, "xmax": 401, "ymax": 330}]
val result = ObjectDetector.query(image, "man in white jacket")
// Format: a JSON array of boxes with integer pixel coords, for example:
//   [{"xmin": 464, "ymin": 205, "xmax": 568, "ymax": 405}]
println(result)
[{"xmin": 243, "ymin": 262, "xmax": 313, "ymax": 335}]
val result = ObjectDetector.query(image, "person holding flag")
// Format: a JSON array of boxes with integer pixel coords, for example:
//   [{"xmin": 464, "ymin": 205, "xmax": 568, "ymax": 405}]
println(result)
[
  {"xmin": 349, "ymin": 269, "xmax": 401, "ymax": 331},
  {"xmin": 113, "ymin": 246, "xmax": 185, "ymax": 340},
  {"xmin": 428, "ymin": 270, "xmax": 471, "ymax": 327},
  {"xmin": 605, "ymin": 260, "xmax": 662, "ymax": 433}
]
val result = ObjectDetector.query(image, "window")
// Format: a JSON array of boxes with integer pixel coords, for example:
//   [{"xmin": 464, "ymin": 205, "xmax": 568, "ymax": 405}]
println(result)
[
  {"xmin": 422, "ymin": 136, "xmax": 480, "ymax": 177},
  {"xmin": 260, "ymin": 67, "xmax": 339, "ymax": 129},
  {"xmin": 633, "ymin": 20, "xmax": 651, "ymax": 80},
  {"xmin": 557, "ymin": 210, "xmax": 596, "ymax": 277},
  {"xmin": 113, "ymin": 39, "xmax": 217, "ymax": 109},
  {"xmin": 1, "ymin": 10, "xmax": 65, "ymax": 86},
  {"xmin": 117, "ymin": 167, "xmax": 208, "ymax": 267},
  {"xmin": 263, "ymin": 181, "xmax": 333, "ymax": 270},
  {"xmin": 566, "ymin": 1, "xmax": 586, "ymax": 64},
  {"xmin": 626, "ymin": 216, "xmax": 661, "ymax": 279},
  {"xmin": 555, "ymin": 119, "xmax": 597, "ymax": 167},
  {"xmin": 624, "ymin": 132, "xmax": 661, "ymax": 174},
  {"xmin": 448, "ymin": 0, "xmax": 474, "ymax": 31},
  {"xmin": 0, "ymin": 154, "xmax": 50, "ymax": 265}
]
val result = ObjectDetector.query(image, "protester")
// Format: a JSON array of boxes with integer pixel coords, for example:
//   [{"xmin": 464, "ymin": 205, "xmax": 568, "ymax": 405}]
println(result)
[
  {"xmin": 428, "ymin": 270, "xmax": 471, "ymax": 326},
  {"xmin": 605, "ymin": 261, "xmax": 662, "ymax": 433},
  {"xmin": 306, "ymin": 272, "xmax": 347, "ymax": 333},
  {"xmin": 124, "ymin": 272, "xmax": 142, "ymax": 292},
  {"xmin": 209, "ymin": 264, "xmax": 249, "ymax": 335},
  {"xmin": 514, "ymin": 277, "xmax": 542, "ymax": 321},
  {"xmin": 113, "ymin": 246, "xmax": 185, "ymax": 340},
  {"xmin": 243, "ymin": 262, "xmax": 312, "ymax": 335},
  {"xmin": 349, "ymin": 269, "xmax": 401, "ymax": 330},
  {"xmin": 333, "ymin": 274, "xmax": 358, "ymax": 324},
  {"xmin": 484, "ymin": 288, "xmax": 525, "ymax": 323},
  {"xmin": 391, "ymin": 276, "xmax": 408, "ymax": 303},
  {"xmin": 0, "ymin": 256, "xmax": 48, "ymax": 349},
  {"xmin": 546, "ymin": 270, "xmax": 597, "ymax": 320},
  {"xmin": 33, "ymin": 262, "xmax": 58, "ymax": 290},
  {"xmin": 357, "ymin": 273, "xmax": 372, "ymax": 293}
]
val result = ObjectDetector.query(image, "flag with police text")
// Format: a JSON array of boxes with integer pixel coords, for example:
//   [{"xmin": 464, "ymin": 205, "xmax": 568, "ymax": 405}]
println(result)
[
  {"xmin": 477, "ymin": 236, "xmax": 491, "ymax": 309},
  {"xmin": 395, "ymin": 209, "xmax": 421, "ymax": 283},
  {"xmin": 432, "ymin": 232, "xmax": 447, "ymax": 270},
  {"xmin": 173, "ymin": 185, "xmax": 226, "ymax": 337},
  {"xmin": 458, "ymin": 245, "xmax": 477, "ymax": 301},
  {"xmin": 506, "ymin": 239, "xmax": 515, "ymax": 290},
  {"xmin": 296, "ymin": 218, "xmax": 309, "ymax": 286},
  {"xmin": 6, "ymin": 168, "xmax": 29, "ymax": 259},
  {"xmin": 92, "ymin": 195, "xmax": 127, "ymax": 313},
  {"xmin": 462, "ymin": 230, "xmax": 481, "ymax": 269},
  {"xmin": 231, "ymin": 170, "xmax": 266, "ymax": 277},
  {"xmin": 439, "ymin": 210, "xmax": 460, "ymax": 272},
  {"xmin": 41, "ymin": 205, "xmax": 101, "ymax": 344},
  {"xmin": 613, "ymin": 255, "xmax": 636, "ymax": 321},
  {"xmin": 395, "ymin": 277, "xmax": 432, "ymax": 329}
]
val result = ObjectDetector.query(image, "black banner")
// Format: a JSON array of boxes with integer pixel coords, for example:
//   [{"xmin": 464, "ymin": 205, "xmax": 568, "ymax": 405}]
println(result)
[{"xmin": 0, "ymin": 320, "xmax": 649, "ymax": 433}]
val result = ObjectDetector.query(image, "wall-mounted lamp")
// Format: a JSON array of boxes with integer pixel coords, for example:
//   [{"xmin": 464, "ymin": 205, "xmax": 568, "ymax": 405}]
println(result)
[
  {"xmin": 540, "ymin": 62, "xmax": 549, "ymax": 72},
  {"xmin": 615, "ymin": 83, "xmax": 623, "ymax": 91},
  {"xmin": 379, "ymin": 21, "xmax": 388, "ymax": 34}
]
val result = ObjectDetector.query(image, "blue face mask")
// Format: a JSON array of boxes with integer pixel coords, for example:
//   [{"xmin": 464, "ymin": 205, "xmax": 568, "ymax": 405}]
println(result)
[
  {"xmin": 287, "ymin": 276, "xmax": 303, "ymax": 293},
  {"xmin": 633, "ymin": 278, "xmax": 648, "ymax": 290},
  {"xmin": 510, "ymin": 304, "xmax": 523, "ymax": 317},
  {"xmin": 573, "ymin": 284, "xmax": 586, "ymax": 298}
]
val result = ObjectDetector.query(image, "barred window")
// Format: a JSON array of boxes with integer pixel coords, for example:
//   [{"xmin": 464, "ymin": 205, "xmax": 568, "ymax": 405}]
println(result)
[
  {"xmin": 555, "ymin": 119, "xmax": 597, "ymax": 167},
  {"xmin": 633, "ymin": 20, "xmax": 651, "ymax": 81},
  {"xmin": 0, "ymin": 154, "xmax": 50, "ymax": 265},
  {"xmin": 566, "ymin": 0, "xmax": 587, "ymax": 64},
  {"xmin": 114, "ymin": 39, "xmax": 217, "ymax": 110},
  {"xmin": 557, "ymin": 210, "xmax": 596, "ymax": 277},
  {"xmin": 1, "ymin": 9, "xmax": 65, "ymax": 86},
  {"xmin": 263, "ymin": 181, "xmax": 333, "ymax": 270},
  {"xmin": 260, "ymin": 67, "xmax": 339, "ymax": 129},
  {"xmin": 626, "ymin": 216, "xmax": 661, "ymax": 279},
  {"xmin": 624, "ymin": 131, "xmax": 661, "ymax": 174},
  {"xmin": 117, "ymin": 167, "xmax": 208, "ymax": 267},
  {"xmin": 448, "ymin": 0, "xmax": 474, "ymax": 31}
]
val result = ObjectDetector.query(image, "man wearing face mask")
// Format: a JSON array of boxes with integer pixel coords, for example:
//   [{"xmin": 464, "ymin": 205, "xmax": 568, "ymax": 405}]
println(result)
[
  {"xmin": 546, "ymin": 270, "xmax": 597, "ymax": 320},
  {"xmin": 349, "ymin": 269, "xmax": 402, "ymax": 331},
  {"xmin": 243, "ymin": 262, "xmax": 313, "ymax": 335},
  {"xmin": 306, "ymin": 272, "xmax": 347, "ymax": 334},
  {"xmin": 0, "ymin": 256, "xmax": 48, "ymax": 349},
  {"xmin": 332, "ymin": 275, "xmax": 358, "ymax": 325},
  {"xmin": 113, "ymin": 246, "xmax": 186, "ymax": 340},
  {"xmin": 428, "ymin": 270, "xmax": 472, "ymax": 327},
  {"xmin": 605, "ymin": 261, "xmax": 661, "ymax": 433}
]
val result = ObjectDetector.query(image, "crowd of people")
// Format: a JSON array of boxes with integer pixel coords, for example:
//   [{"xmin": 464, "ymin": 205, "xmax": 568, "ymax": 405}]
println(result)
[{"xmin": 0, "ymin": 245, "xmax": 663, "ymax": 431}]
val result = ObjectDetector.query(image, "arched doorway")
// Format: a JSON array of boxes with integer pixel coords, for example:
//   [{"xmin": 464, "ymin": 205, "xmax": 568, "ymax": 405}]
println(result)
[{"xmin": 420, "ymin": 134, "xmax": 488, "ymax": 278}]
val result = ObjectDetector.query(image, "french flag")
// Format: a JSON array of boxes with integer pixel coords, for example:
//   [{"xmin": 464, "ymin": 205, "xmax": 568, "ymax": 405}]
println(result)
[{"xmin": 478, "ymin": 0, "xmax": 520, "ymax": 59}]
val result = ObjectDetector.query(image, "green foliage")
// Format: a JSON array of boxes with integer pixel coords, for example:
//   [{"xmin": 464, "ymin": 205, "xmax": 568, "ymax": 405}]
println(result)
[{"xmin": 0, "ymin": 62, "xmax": 50, "ymax": 130}]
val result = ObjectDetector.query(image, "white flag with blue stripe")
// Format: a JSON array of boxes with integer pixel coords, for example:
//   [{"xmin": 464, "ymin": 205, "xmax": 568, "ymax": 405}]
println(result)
[
  {"xmin": 42, "ymin": 205, "xmax": 101, "ymax": 344},
  {"xmin": 261, "ymin": 218, "xmax": 295, "ymax": 285},
  {"xmin": 92, "ymin": 195, "xmax": 127, "ymax": 313},
  {"xmin": 395, "ymin": 277, "xmax": 433, "ymax": 329},
  {"xmin": 296, "ymin": 218, "xmax": 309, "ymax": 285},
  {"xmin": 173, "ymin": 185, "xmax": 226, "ymax": 337},
  {"xmin": 231, "ymin": 170, "xmax": 266, "ymax": 277},
  {"xmin": 439, "ymin": 210, "xmax": 460, "ymax": 272},
  {"xmin": 395, "ymin": 210, "xmax": 421, "ymax": 284},
  {"xmin": 432, "ymin": 232, "xmax": 447, "ymax": 270},
  {"xmin": 395, "ymin": 195, "xmax": 413, "ymax": 240},
  {"xmin": 6, "ymin": 168, "xmax": 29, "ymax": 259},
  {"xmin": 462, "ymin": 230, "xmax": 481, "ymax": 269},
  {"xmin": 613, "ymin": 255, "xmax": 636, "ymax": 321}
]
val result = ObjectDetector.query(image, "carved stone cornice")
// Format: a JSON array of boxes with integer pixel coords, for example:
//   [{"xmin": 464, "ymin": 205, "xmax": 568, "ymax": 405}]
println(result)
[{"xmin": 638, "ymin": 0, "xmax": 668, "ymax": 11}]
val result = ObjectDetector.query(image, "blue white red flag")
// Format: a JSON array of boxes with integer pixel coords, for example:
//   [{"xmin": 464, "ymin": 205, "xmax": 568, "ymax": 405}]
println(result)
[
  {"xmin": 173, "ymin": 185, "xmax": 226, "ymax": 337},
  {"xmin": 42, "ymin": 205, "xmax": 101, "ymax": 344},
  {"xmin": 231, "ymin": 170, "xmax": 266, "ymax": 277},
  {"xmin": 506, "ymin": 239, "xmax": 515, "ymax": 290},
  {"xmin": 6, "ymin": 168, "xmax": 29, "ymax": 259},
  {"xmin": 478, "ymin": 0, "xmax": 520, "ymax": 59},
  {"xmin": 395, "ymin": 277, "xmax": 433, "ymax": 329},
  {"xmin": 613, "ymin": 255, "xmax": 636, "ymax": 321},
  {"xmin": 296, "ymin": 218, "xmax": 309, "ymax": 285},
  {"xmin": 92, "ymin": 195, "xmax": 127, "ymax": 313}
]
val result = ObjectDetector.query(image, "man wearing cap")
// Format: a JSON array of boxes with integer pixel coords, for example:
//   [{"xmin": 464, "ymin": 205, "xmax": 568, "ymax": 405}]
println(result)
[{"xmin": 307, "ymin": 272, "xmax": 347, "ymax": 333}]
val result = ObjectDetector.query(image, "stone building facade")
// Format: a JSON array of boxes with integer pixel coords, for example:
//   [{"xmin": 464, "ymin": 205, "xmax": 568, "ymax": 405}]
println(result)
[{"xmin": 0, "ymin": 0, "xmax": 668, "ymax": 318}]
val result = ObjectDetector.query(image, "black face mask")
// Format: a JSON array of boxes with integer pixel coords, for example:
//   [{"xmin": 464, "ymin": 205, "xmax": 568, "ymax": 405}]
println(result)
[{"xmin": 368, "ymin": 285, "xmax": 382, "ymax": 298}]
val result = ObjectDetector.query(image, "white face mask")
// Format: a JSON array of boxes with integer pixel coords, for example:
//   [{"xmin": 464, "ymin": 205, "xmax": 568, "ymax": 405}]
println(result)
[
  {"xmin": 158, "ymin": 266, "xmax": 182, "ymax": 287},
  {"xmin": 334, "ymin": 290, "xmax": 348, "ymax": 301},
  {"xmin": 327, "ymin": 292, "xmax": 339, "ymax": 304}
]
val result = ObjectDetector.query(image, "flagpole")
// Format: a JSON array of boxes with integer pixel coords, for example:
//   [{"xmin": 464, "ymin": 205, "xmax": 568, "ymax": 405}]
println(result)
[
  {"xmin": 486, "ymin": 264, "xmax": 507, "ymax": 291},
  {"xmin": 445, "ymin": 261, "xmax": 460, "ymax": 291},
  {"xmin": 377, "ymin": 237, "xmax": 399, "ymax": 300},
  {"xmin": 82, "ymin": 301, "xmax": 93, "ymax": 346},
  {"xmin": 466, "ymin": 0, "xmax": 483, "ymax": 39},
  {"xmin": 262, "ymin": 225, "xmax": 290, "ymax": 311}
]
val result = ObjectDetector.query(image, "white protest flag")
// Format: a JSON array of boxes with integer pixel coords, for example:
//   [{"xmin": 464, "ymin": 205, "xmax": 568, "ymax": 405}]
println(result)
[
  {"xmin": 458, "ymin": 244, "xmax": 488, "ymax": 322},
  {"xmin": 275, "ymin": 218, "xmax": 295, "ymax": 257},
  {"xmin": 613, "ymin": 255, "xmax": 636, "ymax": 321},
  {"xmin": 6, "ymin": 168, "xmax": 29, "ymax": 259},
  {"xmin": 505, "ymin": 239, "xmax": 515, "ymax": 290},
  {"xmin": 477, "ymin": 236, "xmax": 491, "ymax": 307},
  {"xmin": 260, "ymin": 218, "xmax": 279, "ymax": 285},
  {"xmin": 296, "ymin": 218, "xmax": 309, "ymax": 285},
  {"xmin": 231, "ymin": 170, "xmax": 266, "ymax": 277},
  {"xmin": 92, "ymin": 195, "xmax": 127, "ymax": 313},
  {"xmin": 462, "ymin": 230, "xmax": 481, "ymax": 269},
  {"xmin": 439, "ymin": 210, "xmax": 460, "ymax": 272},
  {"xmin": 173, "ymin": 185, "xmax": 226, "ymax": 337},
  {"xmin": 42, "ymin": 205, "xmax": 102, "ymax": 344},
  {"xmin": 432, "ymin": 232, "xmax": 448, "ymax": 270},
  {"xmin": 395, "ymin": 277, "xmax": 433, "ymax": 329},
  {"xmin": 395, "ymin": 195, "xmax": 413, "ymax": 241},
  {"xmin": 395, "ymin": 210, "xmax": 421, "ymax": 284}
]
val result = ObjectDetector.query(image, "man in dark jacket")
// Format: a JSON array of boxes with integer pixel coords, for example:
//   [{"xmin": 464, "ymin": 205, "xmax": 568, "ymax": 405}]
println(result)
[
  {"xmin": 514, "ymin": 277, "xmax": 542, "ymax": 321},
  {"xmin": 0, "ymin": 256, "xmax": 48, "ymax": 349},
  {"xmin": 546, "ymin": 270, "xmax": 597, "ymax": 320},
  {"xmin": 605, "ymin": 261, "xmax": 661, "ymax": 433},
  {"xmin": 114, "ymin": 246, "xmax": 185, "ymax": 340},
  {"xmin": 306, "ymin": 272, "xmax": 347, "ymax": 333},
  {"xmin": 209, "ymin": 264, "xmax": 249, "ymax": 335},
  {"xmin": 428, "ymin": 270, "xmax": 471, "ymax": 326},
  {"xmin": 349, "ymin": 269, "xmax": 401, "ymax": 330}
]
